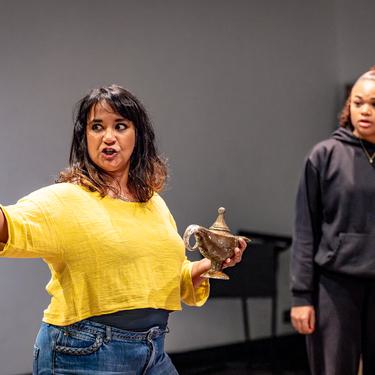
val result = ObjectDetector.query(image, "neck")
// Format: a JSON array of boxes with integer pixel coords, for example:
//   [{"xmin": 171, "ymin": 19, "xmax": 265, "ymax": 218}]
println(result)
[
  {"xmin": 107, "ymin": 170, "xmax": 129, "ymax": 189},
  {"xmin": 105, "ymin": 173, "xmax": 134, "ymax": 200},
  {"xmin": 353, "ymin": 130, "xmax": 375, "ymax": 144}
]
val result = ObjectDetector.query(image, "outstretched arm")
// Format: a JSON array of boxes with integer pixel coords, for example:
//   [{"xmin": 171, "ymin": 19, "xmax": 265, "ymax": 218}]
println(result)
[{"xmin": 0, "ymin": 209, "xmax": 8, "ymax": 243}]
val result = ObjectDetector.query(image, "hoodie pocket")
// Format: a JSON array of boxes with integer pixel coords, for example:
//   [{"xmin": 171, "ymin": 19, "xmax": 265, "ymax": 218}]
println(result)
[{"xmin": 321, "ymin": 233, "xmax": 375, "ymax": 277}]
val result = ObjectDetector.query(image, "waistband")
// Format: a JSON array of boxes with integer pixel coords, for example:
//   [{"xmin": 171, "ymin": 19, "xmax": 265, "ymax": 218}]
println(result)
[
  {"xmin": 50, "ymin": 319, "xmax": 169, "ymax": 342},
  {"xmin": 89, "ymin": 308, "xmax": 170, "ymax": 331}
]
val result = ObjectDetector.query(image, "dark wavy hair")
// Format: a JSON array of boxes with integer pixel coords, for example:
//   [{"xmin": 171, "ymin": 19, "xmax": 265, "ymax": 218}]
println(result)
[
  {"xmin": 57, "ymin": 84, "xmax": 168, "ymax": 202},
  {"xmin": 339, "ymin": 65, "xmax": 375, "ymax": 129}
]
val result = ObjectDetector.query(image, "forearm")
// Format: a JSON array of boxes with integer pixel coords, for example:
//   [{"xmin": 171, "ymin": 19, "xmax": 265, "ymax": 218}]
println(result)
[
  {"xmin": 0, "ymin": 208, "xmax": 8, "ymax": 243},
  {"xmin": 191, "ymin": 258, "xmax": 211, "ymax": 288},
  {"xmin": 290, "ymin": 159, "xmax": 321, "ymax": 303}
]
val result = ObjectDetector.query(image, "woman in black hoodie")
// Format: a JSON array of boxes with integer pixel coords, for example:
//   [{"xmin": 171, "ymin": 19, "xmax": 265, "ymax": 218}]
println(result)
[{"xmin": 290, "ymin": 66, "xmax": 375, "ymax": 375}]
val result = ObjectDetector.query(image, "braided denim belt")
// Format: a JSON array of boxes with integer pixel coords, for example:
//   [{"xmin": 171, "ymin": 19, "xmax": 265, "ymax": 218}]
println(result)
[{"xmin": 54, "ymin": 320, "xmax": 168, "ymax": 356}]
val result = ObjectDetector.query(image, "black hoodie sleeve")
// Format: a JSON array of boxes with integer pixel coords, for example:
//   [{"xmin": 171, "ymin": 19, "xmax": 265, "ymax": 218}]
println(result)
[{"xmin": 290, "ymin": 158, "xmax": 322, "ymax": 306}]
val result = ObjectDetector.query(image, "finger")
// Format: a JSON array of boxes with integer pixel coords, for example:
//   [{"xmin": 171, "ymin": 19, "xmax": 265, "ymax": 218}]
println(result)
[
  {"xmin": 302, "ymin": 319, "xmax": 315, "ymax": 334},
  {"xmin": 291, "ymin": 317, "xmax": 298, "ymax": 332},
  {"xmin": 233, "ymin": 248, "xmax": 242, "ymax": 262},
  {"xmin": 223, "ymin": 248, "xmax": 244, "ymax": 269},
  {"xmin": 291, "ymin": 316, "xmax": 310, "ymax": 335},
  {"xmin": 238, "ymin": 238, "xmax": 247, "ymax": 251},
  {"xmin": 301, "ymin": 320, "xmax": 311, "ymax": 334},
  {"xmin": 223, "ymin": 256, "xmax": 238, "ymax": 268},
  {"xmin": 309, "ymin": 310, "xmax": 316, "ymax": 333},
  {"xmin": 291, "ymin": 316, "xmax": 302, "ymax": 333},
  {"xmin": 222, "ymin": 258, "xmax": 234, "ymax": 269},
  {"xmin": 294, "ymin": 320, "xmax": 306, "ymax": 334}
]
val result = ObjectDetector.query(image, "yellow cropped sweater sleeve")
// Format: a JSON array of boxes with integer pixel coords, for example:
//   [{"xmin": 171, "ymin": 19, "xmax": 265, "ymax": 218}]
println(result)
[{"xmin": 0, "ymin": 183, "xmax": 209, "ymax": 325}]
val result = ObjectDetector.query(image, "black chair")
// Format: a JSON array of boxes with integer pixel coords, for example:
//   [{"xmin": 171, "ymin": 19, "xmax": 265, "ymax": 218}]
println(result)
[{"xmin": 209, "ymin": 230, "xmax": 292, "ymax": 342}]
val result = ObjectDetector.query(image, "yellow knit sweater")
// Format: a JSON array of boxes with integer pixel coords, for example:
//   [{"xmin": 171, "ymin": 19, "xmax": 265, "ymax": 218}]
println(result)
[{"xmin": 0, "ymin": 183, "xmax": 209, "ymax": 326}]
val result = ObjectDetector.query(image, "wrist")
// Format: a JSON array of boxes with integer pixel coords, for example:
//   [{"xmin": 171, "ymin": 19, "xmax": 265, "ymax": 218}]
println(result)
[{"xmin": 191, "ymin": 259, "xmax": 211, "ymax": 288}]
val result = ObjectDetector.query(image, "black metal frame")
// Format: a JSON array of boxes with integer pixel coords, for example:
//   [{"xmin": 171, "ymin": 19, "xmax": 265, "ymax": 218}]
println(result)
[{"xmin": 209, "ymin": 230, "xmax": 292, "ymax": 371}]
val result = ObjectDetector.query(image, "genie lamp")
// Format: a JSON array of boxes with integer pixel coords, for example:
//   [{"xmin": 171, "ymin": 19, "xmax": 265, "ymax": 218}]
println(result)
[{"xmin": 183, "ymin": 207, "xmax": 251, "ymax": 280}]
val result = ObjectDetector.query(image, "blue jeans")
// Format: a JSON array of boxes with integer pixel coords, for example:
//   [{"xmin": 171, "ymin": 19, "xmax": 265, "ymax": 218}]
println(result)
[{"xmin": 33, "ymin": 320, "xmax": 179, "ymax": 374}]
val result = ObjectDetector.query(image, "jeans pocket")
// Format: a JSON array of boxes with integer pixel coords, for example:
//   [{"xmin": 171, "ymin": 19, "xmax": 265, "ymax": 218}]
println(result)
[
  {"xmin": 33, "ymin": 345, "xmax": 39, "ymax": 374},
  {"xmin": 55, "ymin": 329, "xmax": 104, "ymax": 356}
]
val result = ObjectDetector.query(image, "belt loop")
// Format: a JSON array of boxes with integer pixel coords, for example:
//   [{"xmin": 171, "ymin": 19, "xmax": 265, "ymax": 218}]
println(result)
[
  {"xmin": 147, "ymin": 326, "xmax": 157, "ymax": 340},
  {"xmin": 105, "ymin": 325, "xmax": 112, "ymax": 343}
]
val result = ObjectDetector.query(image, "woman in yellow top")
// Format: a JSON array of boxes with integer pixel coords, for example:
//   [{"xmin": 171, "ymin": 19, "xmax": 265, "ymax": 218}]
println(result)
[{"xmin": 0, "ymin": 84, "xmax": 247, "ymax": 375}]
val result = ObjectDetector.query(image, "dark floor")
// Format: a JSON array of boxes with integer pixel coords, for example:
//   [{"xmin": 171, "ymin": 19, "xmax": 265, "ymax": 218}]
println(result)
[
  {"xmin": 176, "ymin": 366, "xmax": 308, "ymax": 375},
  {"xmin": 22, "ymin": 335, "xmax": 309, "ymax": 375},
  {"xmin": 171, "ymin": 334, "xmax": 310, "ymax": 375}
]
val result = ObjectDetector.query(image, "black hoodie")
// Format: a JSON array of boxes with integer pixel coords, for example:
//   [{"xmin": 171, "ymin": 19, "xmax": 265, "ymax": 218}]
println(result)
[{"xmin": 291, "ymin": 127, "xmax": 375, "ymax": 306}]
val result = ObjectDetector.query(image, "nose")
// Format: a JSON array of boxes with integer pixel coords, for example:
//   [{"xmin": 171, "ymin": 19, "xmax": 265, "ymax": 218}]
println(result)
[
  {"xmin": 103, "ymin": 128, "xmax": 116, "ymax": 144},
  {"xmin": 361, "ymin": 104, "xmax": 372, "ymax": 115}
]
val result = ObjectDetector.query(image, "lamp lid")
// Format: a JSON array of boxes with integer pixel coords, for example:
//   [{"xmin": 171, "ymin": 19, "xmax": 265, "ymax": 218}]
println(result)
[{"xmin": 209, "ymin": 207, "xmax": 231, "ymax": 233}]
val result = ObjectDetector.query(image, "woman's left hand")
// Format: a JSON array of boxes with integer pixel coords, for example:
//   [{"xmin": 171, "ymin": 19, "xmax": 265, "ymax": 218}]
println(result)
[
  {"xmin": 191, "ymin": 237, "xmax": 248, "ymax": 288},
  {"xmin": 222, "ymin": 237, "xmax": 248, "ymax": 268}
]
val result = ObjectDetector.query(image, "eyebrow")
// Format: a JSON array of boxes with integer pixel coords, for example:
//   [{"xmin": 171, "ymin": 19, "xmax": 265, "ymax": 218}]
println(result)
[
  {"xmin": 89, "ymin": 117, "xmax": 127, "ymax": 123},
  {"xmin": 353, "ymin": 95, "xmax": 375, "ymax": 100}
]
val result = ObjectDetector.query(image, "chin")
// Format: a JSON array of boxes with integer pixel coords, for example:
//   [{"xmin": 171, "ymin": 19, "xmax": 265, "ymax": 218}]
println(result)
[
  {"xmin": 359, "ymin": 132, "xmax": 375, "ymax": 142},
  {"xmin": 359, "ymin": 129, "xmax": 375, "ymax": 135}
]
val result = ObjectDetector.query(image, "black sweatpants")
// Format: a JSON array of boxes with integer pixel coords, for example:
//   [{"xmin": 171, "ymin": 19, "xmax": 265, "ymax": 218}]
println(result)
[{"xmin": 306, "ymin": 270, "xmax": 375, "ymax": 375}]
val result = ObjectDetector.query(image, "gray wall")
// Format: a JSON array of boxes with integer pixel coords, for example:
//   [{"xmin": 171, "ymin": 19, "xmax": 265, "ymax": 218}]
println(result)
[
  {"xmin": 334, "ymin": 0, "xmax": 375, "ymax": 87},
  {"xmin": 0, "ymin": 0, "xmax": 374, "ymax": 373}
]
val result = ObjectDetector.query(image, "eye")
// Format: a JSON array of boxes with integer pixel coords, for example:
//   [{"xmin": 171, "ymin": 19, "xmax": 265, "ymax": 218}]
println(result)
[
  {"xmin": 91, "ymin": 123, "xmax": 103, "ymax": 132},
  {"xmin": 116, "ymin": 122, "xmax": 129, "ymax": 131},
  {"xmin": 352, "ymin": 101, "xmax": 362, "ymax": 107}
]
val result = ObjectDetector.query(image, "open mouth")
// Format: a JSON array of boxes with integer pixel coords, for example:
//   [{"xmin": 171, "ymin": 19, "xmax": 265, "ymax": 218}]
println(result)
[
  {"xmin": 101, "ymin": 148, "xmax": 118, "ymax": 159},
  {"xmin": 102, "ymin": 148, "xmax": 117, "ymax": 155}
]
